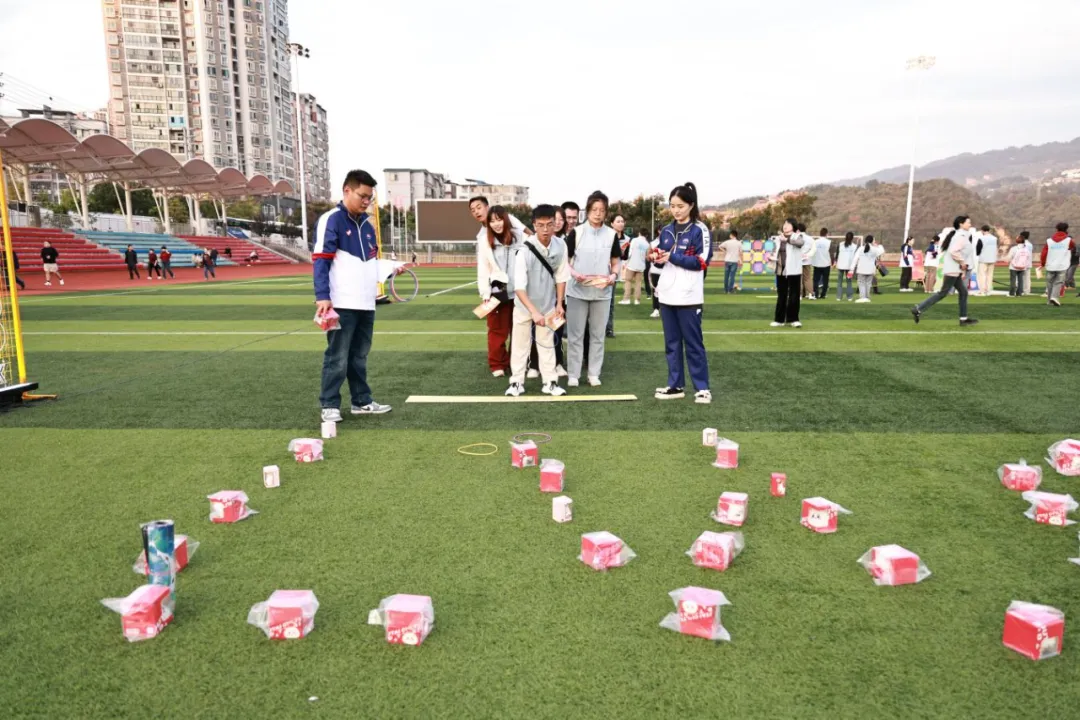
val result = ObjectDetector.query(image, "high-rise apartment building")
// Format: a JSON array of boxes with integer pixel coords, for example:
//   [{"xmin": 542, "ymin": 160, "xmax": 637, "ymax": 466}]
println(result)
[
  {"xmin": 101, "ymin": 0, "xmax": 297, "ymax": 183},
  {"xmin": 294, "ymin": 93, "xmax": 330, "ymax": 202}
]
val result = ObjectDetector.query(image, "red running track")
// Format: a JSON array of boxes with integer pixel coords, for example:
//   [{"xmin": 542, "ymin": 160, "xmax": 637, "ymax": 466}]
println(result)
[{"xmin": 14, "ymin": 263, "xmax": 309, "ymax": 296}]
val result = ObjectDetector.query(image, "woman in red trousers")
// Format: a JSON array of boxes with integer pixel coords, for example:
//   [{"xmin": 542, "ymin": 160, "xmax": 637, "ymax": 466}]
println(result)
[{"xmin": 476, "ymin": 205, "xmax": 524, "ymax": 377}]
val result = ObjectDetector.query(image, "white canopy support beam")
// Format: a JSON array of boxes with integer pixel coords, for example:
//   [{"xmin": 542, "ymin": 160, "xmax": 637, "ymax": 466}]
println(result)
[{"xmin": 123, "ymin": 182, "xmax": 133, "ymax": 232}]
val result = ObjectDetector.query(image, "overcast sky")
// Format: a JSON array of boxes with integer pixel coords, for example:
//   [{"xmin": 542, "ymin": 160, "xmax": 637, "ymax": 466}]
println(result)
[{"xmin": 1, "ymin": 0, "xmax": 1078, "ymax": 205}]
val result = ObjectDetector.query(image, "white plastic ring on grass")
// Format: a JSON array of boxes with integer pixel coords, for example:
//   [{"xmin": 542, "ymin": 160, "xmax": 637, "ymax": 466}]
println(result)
[{"xmin": 511, "ymin": 432, "xmax": 552, "ymax": 445}]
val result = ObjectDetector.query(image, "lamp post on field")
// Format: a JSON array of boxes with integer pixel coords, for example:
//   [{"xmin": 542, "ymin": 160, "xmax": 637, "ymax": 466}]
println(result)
[
  {"xmin": 288, "ymin": 42, "xmax": 310, "ymax": 247},
  {"xmin": 902, "ymin": 55, "xmax": 936, "ymax": 245}
]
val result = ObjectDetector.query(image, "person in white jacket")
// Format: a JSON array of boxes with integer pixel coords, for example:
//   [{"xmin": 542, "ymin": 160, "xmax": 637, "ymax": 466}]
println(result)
[
  {"xmin": 853, "ymin": 235, "xmax": 884, "ymax": 302},
  {"xmin": 771, "ymin": 218, "xmax": 805, "ymax": 326},
  {"xmin": 834, "ymin": 232, "xmax": 857, "ymax": 301},
  {"xmin": 975, "ymin": 224, "xmax": 999, "ymax": 296},
  {"xmin": 911, "ymin": 215, "xmax": 979, "ymax": 326},
  {"xmin": 476, "ymin": 205, "xmax": 524, "ymax": 377},
  {"xmin": 1006, "ymin": 233, "xmax": 1031, "ymax": 297}
]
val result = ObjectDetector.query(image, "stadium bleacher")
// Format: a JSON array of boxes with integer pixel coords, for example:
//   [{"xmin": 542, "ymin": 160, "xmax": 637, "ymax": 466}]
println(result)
[
  {"xmin": 6, "ymin": 226, "xmax": 123, "ymax": 271},
  {"xmin": 79, "ymin": 230, "xmax": 226, "ymax": 266},
  {"xmin": 178, "ymin": 235, "xmax": 293, "ymax": 265}
]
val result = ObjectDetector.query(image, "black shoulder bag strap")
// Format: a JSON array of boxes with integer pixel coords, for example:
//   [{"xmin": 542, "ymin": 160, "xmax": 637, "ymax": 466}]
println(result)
[{"xmin": 525, "ymin": 242, "xmax": 556, "ymax": 278}]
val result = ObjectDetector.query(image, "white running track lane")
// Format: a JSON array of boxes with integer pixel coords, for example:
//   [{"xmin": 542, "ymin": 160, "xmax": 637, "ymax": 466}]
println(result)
[{"xmin": 21, "ymin": 330, "xmax": 1080, "ymax": 337}]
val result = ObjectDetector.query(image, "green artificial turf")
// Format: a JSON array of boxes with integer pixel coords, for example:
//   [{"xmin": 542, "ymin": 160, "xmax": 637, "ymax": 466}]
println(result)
[{"xmin": 1, "ymin": 268, "xmax": 1078, "ymax": 719}]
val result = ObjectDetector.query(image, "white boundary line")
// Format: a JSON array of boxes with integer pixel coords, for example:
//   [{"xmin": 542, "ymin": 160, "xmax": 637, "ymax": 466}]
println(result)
[
  {"xmin": 18, "ymin": 276, "xmax": 300, "ymax": 304},
  {"xmin": 22, "ymin": 330, "xmax": 1080, "ymax": 337},
  {"xmin": 426, "ymin": 281, "xmax": 477, "ymax": 297}
]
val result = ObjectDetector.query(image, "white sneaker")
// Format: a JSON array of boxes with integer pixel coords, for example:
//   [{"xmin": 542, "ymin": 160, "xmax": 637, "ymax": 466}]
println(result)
[
  {"xmin": 505, "ymin": 383, "xmax": 524, "ymax": 397},
  {"xmin": 650, "ymin": 309, "xmax": 660, "ymax": 318},
  {"xmin": 351, "ymin": 401, "xmax": 392, "ymax": 415},
  {"xmin": 321, "ymin": 408, "xmax": 343, "ymax": 423},
  {"xmin": 807, "ymin": 295, "xmax": 816, "ymax": 300},
  {"xmin": 567, "ymin": 377, "xmax": 579, "ymax": 387},
  {"xmin": 556, "ymin": 364, "xmax": 568, "ymax": 378},
  {"xmin": 588, "ymin": 376, "xmax": 601, "ymax": 387},
  {"xmin": 694, "ymin": 389, "xmax": 712, "ymax": 404},
  {"xmin": 492, "ymin": 369, "xmax": 505, "ymax": 378},
  {"xmin": 541, "ymin": 381, "xmax": 566, "ymax": 396},
  {"xmin": 59, "ymin": 279, "xmax": 64, "ymax": 285},
  {"xmin": 618, "ymin": 299, "xmax": 631, "ymax": 305},
  {"xmin": 526, "ymin": 369, "xmax": 540, "ymax": 379},
  {"xmin": 791, "ymin": 321, "xmax": 802, "ymax": 328},
  {"xmin": 655, "ymin": 386, "xmax": 685, "ymax": 400},
  {"xmin": 633, "ymin": 300, "xmax": 640, "ymax": 305},
  {"xmin": 44, "ymin": 281, "xmax": 51, "ymax": 286},
  {"xmin": 855, "ymin": 298, "xmax": 870, "ymax": 303},
  {"xmin": 770, "ymin": 321, "xmax": 784, "ymax": 327}
]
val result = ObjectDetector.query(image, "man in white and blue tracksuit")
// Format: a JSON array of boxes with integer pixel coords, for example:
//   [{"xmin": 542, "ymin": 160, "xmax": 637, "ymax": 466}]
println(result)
[
  {"xmin": 313, "ymin": 170, "xmax": 391, "ymax": 423},
  {"xmin": 653, "ymin": 217, "xmax": 711, "ymax": 404}
]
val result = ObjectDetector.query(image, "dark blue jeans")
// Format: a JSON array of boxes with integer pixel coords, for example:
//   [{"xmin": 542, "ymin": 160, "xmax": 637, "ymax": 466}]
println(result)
[
  {"xmin": 724, "ymin": 262, "xmax": 738, "ymax": 293},
  {"xmin": 319, "ymin": 308, "xmax": 375, "ymax": 409}
]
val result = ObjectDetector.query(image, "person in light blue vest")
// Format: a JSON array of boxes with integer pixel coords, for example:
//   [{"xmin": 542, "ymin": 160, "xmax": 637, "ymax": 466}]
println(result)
[
  {"xmin": 565, "ymin": 190, "xmax": 620, "ymax": 387},
  {"xmin": 834, "ymin": 232, "xmax": 857, "ymax": 300}
]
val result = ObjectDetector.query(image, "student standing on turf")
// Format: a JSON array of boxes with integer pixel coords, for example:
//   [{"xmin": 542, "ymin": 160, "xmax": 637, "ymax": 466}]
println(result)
[
  {"xmin": 1040, "ymin": 222, "xmax": 1075, "ymax": 306},
  {"xmin": 853, "ymin": 234, "xmax": 884, "ymax": 303},
  {"xmin": 124, "ymin": 244, "xmax": 140, "ymax": 280},
  {"xmin": 899, "ymin": 237, "xmax": 915, "ymax": 292},
  {"xmin": 565, "ymin": 190, "xmax": 619, "ymax": 387},
  {"xmin": 621, "ymin": 227, "xmax": 650, "ymax": 305},
  {"xmin": 652, "ymin": 182, "xmax": 711, "ymax": 403},
  {"xmin": 611, "ymin": 214, "xmax": 629, "ymax": 323},
  {"xmin": 1022, "ymin": 230, "xmax": 1034, "ymax": 295},
  {"xmin": 911, "ymin": 215, "xmax": 979, "ymax": 326},
  {"xmin": 718, "ymin": 230, "xmax": 742, "ymax": 294},
  {"xmin": 811, "ymin": 227, "xmax": 832, "ymax": 299},
  {"xmin": 476, "ymin": 205, "xmax": 522, "ymax": 377},
  {"xmin": 314, "ymin": 169, "xmax": 392, "ymax": 422},
  {"xmin": 506, "ymin": 204, "xmax": 568, "ymax": 397},
  {"xmin": 975, "ymin": 225, "xmax": 998, "ymax": 296},
  {"xmin": 834, "ymin": 232, "xmax": 857, "ymax": 301},
  {"xmin": 922, "ymin": 235, "xmax": 938, "ymax": 294},
  {"xmin": 160, "ymin": 245, "xmax": 174, "ymax": 278},
  {"xmin": 40, "ymin": 241, "xmax": 63, "ymax": 286},
  {"xmin": 1006, "ymin": 234, "xmax": 1031, "ymax": 297},
  {"xmin": 771, "ymin": 219, "xmax": 805, "ymax": 326},
  {"xmin": 798, "ymin": 223, "xmax": 814, "ymax": 299}
]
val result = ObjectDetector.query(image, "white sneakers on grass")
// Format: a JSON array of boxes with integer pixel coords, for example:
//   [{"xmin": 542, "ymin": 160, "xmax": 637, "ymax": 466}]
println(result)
[
  {"xmin": 770, "ymin": 322, "xmax": 784, "ymax": 327},
  {"xmin": 541, "ymin": 381, "xmax": 566, "ymax": 396},
  {"xmin": 352, "ymin": 402, "xmax": 392, "ymax": 415},
  {"xmin": 321, "ymin": 408, "xmax": 343, "ymax": 423},
  {"xmin": 791, "ymin": 321, "xmax": 802, "ymax": 328},
  {"xmin": 655, "ymin": 386, "xmax": 685, "ymax": 400},
  {"xmin": 492, "ymin": 369, "xmax": 505, "ymax": 378},
  {"xmin": 855, "ymin": 298, "xmax": 870, "ymax": 303},
  {"xmin": 568, "ymin": 378, "xmax": 579, "ymax": 388},
  {"xmin": 650, "ymin": 309, "xmax": 660, "ymax": 318},
  {"xmin": 618, "ymin": 299, "xmax": 631, "ymax": 305},
  {"xmin": 505, "ymin": 383, "xmax": 525, "ymax": 397},
  {"xmin": 588, "ymin": 376, "xmax": 601, "ymax": 387}
]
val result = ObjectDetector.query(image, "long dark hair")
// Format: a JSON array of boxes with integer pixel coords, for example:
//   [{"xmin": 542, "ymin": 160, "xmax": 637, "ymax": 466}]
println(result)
[
  {"xmin": 485, "ymin": 205, "xmax": 513, "ymax": 248},
  {"xmin": 844, "ymin": 231, "xmax": 854, "ymax": 247},
  {"xmin": 862, "ymin": 234, "xmax": 874, "ymax": 253},
  {"xmin": 941, "ymin": 215, "xmax": 969, "ymax": 252},
  {"xmin": 669, "ymin": 182, "xmax": 700, "ymax": 224}
]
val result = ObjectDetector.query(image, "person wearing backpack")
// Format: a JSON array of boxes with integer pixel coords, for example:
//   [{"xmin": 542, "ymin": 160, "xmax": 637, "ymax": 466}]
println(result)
[
  {"xmin": 505, "ymin": 204, "xmax": 569, "ymax": 397},
  {"xmin": 911, "ymin": 215, "xmax": 979, "ymax": 326}
]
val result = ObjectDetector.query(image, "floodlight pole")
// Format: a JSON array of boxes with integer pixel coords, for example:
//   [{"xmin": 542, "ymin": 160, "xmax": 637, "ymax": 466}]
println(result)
[
  {"xmin": 903, "ymin": 55, "xmax": 936, "ymax": 245},
  {"xmin": 289, "ymin": 43, "xmax": 310, "ymax": 247}
]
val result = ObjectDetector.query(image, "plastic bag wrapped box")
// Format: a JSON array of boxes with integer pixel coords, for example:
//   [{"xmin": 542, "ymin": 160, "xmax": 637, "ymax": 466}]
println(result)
[
  {"xmin": 688, "ymin": 531, "xmax": 744, "ymax": 571},
  {"xmin": 289, "ymin": 438, "xmax": 324, "ymax": 463},
  {"xmin": 540, "ymin": 459, "xmax": 565, "ymax": 492},
  {"xmin": 1047, "ymin": 439, "xmax": 1080, "ymax": 476},
  {"xmin": 208, "ymin": 490, "xmax": 257, "ymax": 523},
  {"xmin": 710, "ymin": 492, "xmax": 748, "ymax": 527},
  {"xmin": 101, "ymin": 584, "xmax": 173, "ymax": 642},
  {"xmin": 248, "ymin": 590, "xmax": 320, "ymax": 640},
  {"xmin": 1003, "ymin": 601, "xmax": 1064, "ymax": 660},
  {"xmin": 511, "ymin": 441, "xmax": 538, "ymax": 469},
  {"xmin": 712, "ymin": 438, "xmax": 739, "ymax": 469},
  {"xmin": 1022, "ymin": 491, "xmax": 1077, "ymax": 526},
  {"xmin": 368, "ymin": 594, "xmax": 434, "ymax": 646},
  {"xmin": 998, "ymin": 461, "xmax": 1042, "ymax": 492},
  {"xmin": 579, "ymin": 531, "xmax": 636, "ymax": 571},
  {"xmin": 857, "ymin": 545, "xmax": 931, "ymax": 586},
  {"xmin": 800, "ymin": 497, "xmax": 852, "ymax": 534},
  {"xmin": 659, "ymin": 587, "xmax": 732, "ymax": 641}
]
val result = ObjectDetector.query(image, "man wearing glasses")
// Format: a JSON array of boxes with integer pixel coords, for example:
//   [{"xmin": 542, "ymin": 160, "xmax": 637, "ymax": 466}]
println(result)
[
  {"xmin": 314, "ymin": 169, "xmax": 392, "ymax": 423},
  {"xmin": 505, "ymin": 204, "xmax": 569, "ymax": 397}
]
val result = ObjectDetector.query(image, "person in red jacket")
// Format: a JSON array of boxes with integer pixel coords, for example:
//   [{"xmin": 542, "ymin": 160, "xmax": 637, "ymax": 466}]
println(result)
[
  {"xmin": 146, "ymin": 248, "xmax": 161, "ymax": 280},
  {"xmin": 159, "ymin": 245, "xmax": 174, "ymax": 278}
]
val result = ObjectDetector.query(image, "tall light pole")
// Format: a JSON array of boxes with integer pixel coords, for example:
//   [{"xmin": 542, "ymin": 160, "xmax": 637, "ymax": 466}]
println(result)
[
  {"xmin": 902, "ymin": 55, "xmax": 936, "ymax": 245},
  {"xmin": 288, "ymin": 42, "xmax": 310, "ymax": 247}
]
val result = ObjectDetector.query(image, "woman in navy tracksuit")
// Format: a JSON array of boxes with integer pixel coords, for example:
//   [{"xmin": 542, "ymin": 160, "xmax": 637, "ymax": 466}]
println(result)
[{"xmin": 651, "ymin": 182, "xmax": 711, "ymax": 404}]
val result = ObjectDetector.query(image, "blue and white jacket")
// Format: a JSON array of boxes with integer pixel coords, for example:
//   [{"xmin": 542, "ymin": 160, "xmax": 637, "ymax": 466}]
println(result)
[
  {"xmin": 312, "ymin": 202, "xmax": 380, "ymax": 310},
  {"xmin": 655, "ymin": 220, "xmax": 711, "ymax": 306}
]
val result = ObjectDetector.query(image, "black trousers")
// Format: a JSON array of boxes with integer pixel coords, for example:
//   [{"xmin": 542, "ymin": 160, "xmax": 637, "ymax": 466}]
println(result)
[
  {"xmin": 812, "ymin": 266, "xmax": 830, "ymax": 298},
  {"xmin": 900, "ymin": 267, "xmax": 913, "ymax": 289},
  {"xmin": 127, "ymin": 264, "xmax": 140, "ymax": 279},
  {"xmin": 774, "ymin": 274, "xmax": 801, "ymax": 323}
]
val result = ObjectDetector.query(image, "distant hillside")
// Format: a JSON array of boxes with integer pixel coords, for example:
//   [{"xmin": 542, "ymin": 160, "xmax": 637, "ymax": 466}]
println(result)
[
  {"xmin": 808, "ymin": 179, "xmax": 1005, "ymax": 236},
  {"xmin": 983, "ymin": 183, "xmax": 1080, "ymax": 228},
  {"xmin": 832, "ymin": 137, "xmax": 1080, "ymax": 190}
]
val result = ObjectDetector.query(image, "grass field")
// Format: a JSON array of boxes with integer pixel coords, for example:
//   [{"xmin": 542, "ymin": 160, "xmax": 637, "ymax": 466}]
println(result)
[{"xmin": 2, "ymin": 267, "xmax": 1080, "ymax": 718}]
